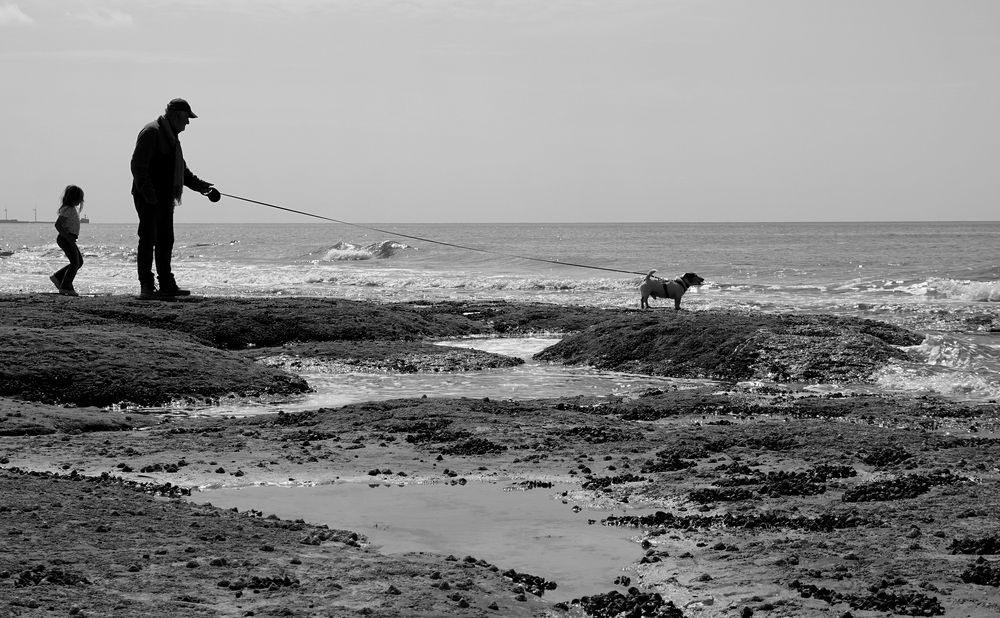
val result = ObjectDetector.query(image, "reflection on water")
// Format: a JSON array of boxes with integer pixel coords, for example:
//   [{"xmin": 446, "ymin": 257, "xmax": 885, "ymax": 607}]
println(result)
[{"xmin": 193, "ymin": 481, "xmax": 653, "ymax": 603}]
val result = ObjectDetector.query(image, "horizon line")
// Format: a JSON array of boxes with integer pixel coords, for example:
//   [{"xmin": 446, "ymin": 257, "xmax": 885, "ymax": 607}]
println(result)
[{"xmin": 5, "ymin": 219, "xmax": 998, "ymax": 226}]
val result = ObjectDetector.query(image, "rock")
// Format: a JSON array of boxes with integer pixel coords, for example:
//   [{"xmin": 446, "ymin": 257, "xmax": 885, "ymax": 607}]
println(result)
[{"xmin": 536, "ymin": 311, "xmax": 921, "ymax": 383}]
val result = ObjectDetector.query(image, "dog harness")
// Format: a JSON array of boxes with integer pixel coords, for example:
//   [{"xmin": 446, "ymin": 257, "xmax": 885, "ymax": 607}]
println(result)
[{"xmin": 672, "ymin": 278, "xmax": 690, "ymax": 291}]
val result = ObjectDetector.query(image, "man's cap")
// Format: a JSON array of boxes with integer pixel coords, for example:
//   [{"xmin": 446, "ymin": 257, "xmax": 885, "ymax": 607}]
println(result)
[{"xmin": 166, "ymin": 98, "xmax": 197, "ymax": 118}]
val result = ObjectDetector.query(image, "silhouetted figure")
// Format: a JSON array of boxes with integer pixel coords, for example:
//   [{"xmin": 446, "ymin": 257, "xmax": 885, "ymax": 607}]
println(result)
[
  {"xmin": 130, "ymin": 98, "xmax": 221, "ymax": 299},
  {"xmin": 51, "ymin": 184, "xmax": 85, "ymax": 297}
]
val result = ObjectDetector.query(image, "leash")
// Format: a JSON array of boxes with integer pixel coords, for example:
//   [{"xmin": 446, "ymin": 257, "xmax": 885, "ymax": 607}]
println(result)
[{"xmin": 219, "ymin": 192, "xmax": 648, "ymax": 276}]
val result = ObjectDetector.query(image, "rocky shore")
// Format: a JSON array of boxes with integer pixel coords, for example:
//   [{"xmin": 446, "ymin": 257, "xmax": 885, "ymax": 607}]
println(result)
[{"xmin": 1, "ymin": 294, "xmax": 999, "ymax": 617}]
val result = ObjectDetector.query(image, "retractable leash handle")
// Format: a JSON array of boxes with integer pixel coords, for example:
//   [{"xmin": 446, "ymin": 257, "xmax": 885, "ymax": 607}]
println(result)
[{"xmin": 217, "ymin": 191, "xmax": 649, "ymax": 276}]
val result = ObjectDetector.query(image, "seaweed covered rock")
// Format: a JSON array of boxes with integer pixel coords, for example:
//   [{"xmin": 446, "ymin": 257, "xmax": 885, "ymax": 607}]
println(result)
[
  {"xmin": 0, "ymin": 326, "xmax": 308, "ymax": 407},
  {"xmin": 563, "ymin": 588, "xmax": 685, "ymax": 618},
  {"xmin": 535, "ymin": 310, "xmax": 922, "ymax": 383},
  {"xmin": 961, "ymin": 558, "xmax": 1000, "ymax": 586},
  {"xmin": 842, "ymin": 470, "xmax": 961, "ymax": 503},
  {"xmin": 0, "ymin": 296, "xmax": 613, "ymax": 349}
]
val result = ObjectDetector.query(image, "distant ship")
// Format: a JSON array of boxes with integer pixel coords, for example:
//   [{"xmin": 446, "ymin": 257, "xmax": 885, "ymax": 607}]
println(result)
[
  {"xmin": 0, "ymin": 218, "xmax": 85, "ymax": 224},
  {"xmin": 0, "ymin": 208, "xmax": 87, "ymax": 224}
]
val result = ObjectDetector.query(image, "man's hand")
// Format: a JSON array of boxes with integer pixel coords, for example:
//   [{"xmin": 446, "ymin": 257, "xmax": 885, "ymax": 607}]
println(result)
[{"xmin": 205, "ymin": 187, "xmax": 221, "ymax": 203}]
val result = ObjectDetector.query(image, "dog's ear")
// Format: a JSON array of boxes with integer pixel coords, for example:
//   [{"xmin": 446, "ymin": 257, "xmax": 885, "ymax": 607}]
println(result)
[{"xmin": 683, "ymin": 272, "xmax": 696, "ymax": 279}]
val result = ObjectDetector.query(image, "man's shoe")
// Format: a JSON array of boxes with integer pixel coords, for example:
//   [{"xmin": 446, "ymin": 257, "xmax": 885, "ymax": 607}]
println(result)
[
  {"xmin": 138, "ymin": 286, "xmax": 159, "ymax": 300},
  {"xmin": 58, "ymin": 288, "xmax": 79, "ymax": 297},
  {"xmin": 49, "ymin": 274, "xmax": 62, "ymax": 291},
  {"xmin": 157, "ymin": 275, "xmax": 192, "ymax": 297},
  {"xmin": 158, "ymin": 285, "xmax": 191, "ymax": 297}
]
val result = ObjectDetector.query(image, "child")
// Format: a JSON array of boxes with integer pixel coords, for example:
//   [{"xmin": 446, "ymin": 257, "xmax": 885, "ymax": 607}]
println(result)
[{"xmin": 50, "ymin": 185, "xmax": 85, "ymax": 297}]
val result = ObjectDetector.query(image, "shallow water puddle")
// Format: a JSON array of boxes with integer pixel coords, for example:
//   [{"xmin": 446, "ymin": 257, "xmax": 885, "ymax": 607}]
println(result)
[
  {"xmin": 193, "ymin": 482, "xmax": 650, "ymax": 602},
  {"xmin": 195, "ymin": 337, "xmax": 712, "ymax": 417},
  {"xmin": 434, "ymin": 336, "xmax": 558, "ymax": 359}
]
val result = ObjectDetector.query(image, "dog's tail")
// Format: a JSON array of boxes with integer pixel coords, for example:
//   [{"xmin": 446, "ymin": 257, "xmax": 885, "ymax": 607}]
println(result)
[{"xmin": 645, "ymin": 269, "xmax": 657, "ymax": 281}]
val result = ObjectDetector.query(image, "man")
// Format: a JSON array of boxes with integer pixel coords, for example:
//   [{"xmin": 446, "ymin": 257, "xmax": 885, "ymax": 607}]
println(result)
[{"xmin": 130, "ymin": 98, "xmax": 221, "ymax": 298}]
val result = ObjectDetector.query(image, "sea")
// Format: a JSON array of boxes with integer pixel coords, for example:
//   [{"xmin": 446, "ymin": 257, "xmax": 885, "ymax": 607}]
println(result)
[{"xmin": 2, "ymin": 220, "xmax": 999, "ymax": 403}]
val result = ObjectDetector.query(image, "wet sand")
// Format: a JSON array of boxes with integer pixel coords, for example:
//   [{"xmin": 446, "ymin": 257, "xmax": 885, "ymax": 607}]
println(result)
[{"xmin": 2, "ymin": 294, "xmax": 999, "ymax": 617}]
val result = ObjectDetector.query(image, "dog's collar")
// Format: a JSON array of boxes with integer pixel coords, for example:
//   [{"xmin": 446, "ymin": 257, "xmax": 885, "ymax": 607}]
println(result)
[{"xmin": 673, "ymin": 278, "xmax": 690, "ymax": 291}]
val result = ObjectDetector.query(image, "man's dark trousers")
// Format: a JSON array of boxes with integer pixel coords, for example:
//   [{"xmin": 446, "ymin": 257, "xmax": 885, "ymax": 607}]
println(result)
[{"xmin": 133, "ymin": 194, "xmax": 174, "ymax": 288}]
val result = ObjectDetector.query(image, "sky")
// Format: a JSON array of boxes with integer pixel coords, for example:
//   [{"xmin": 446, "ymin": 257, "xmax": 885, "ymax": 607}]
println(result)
[{"xmin": 2, "ymin": 0, "xmax": 999, "ymax": 224}]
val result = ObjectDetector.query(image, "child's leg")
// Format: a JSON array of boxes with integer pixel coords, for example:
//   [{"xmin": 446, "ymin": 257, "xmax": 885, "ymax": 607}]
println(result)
[
  {"xmin": 61, "ymin": 243, "xmax": 84, "ymax": 289},
  {"xmin": 52, "ymin": 236, "xmax": 70, "ymax": 288},
  {"xmin": 56, "ymin": 236, "xmax": 83, "ymax": 289}
]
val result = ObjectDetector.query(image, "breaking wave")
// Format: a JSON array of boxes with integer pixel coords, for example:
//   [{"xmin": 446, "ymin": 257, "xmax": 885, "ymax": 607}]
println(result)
[
  {"xmin": 918, "ymin": 278, "xmax": 1000, "ymax": 302},
  {"xmin": 310, "ymin": 240, "xmax": 411, "ymax": 262},
  {"xmin": 873, "ymin": 334, "xmax": 1000, "ymax": 402}
]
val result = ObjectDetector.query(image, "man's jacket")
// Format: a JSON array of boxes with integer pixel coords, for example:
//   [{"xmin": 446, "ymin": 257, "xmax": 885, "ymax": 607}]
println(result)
[{"xmin": 131, "ymin": 115, "xmax": 211, "ymax": 205}]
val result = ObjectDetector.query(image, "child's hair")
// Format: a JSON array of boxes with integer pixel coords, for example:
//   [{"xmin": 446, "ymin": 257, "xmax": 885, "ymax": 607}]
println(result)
[{"xmin": 61, "ymin": 185, "xmax": 84, "ymax": 208}]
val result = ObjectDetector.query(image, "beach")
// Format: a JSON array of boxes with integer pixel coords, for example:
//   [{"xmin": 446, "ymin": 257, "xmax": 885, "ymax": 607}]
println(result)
[
  {"xmin": 2, "ymin": 294, "xmax": 999, "ymax": 617},
  {"xmin": 5, "ymin": 0, "xmax": 1000, "ymax": 613}
]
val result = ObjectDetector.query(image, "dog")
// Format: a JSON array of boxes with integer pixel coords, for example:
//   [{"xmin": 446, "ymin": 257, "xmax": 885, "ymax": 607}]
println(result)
[{"xmin": 640, "ymin": 270, "xmax": 704, "ymax": 310}]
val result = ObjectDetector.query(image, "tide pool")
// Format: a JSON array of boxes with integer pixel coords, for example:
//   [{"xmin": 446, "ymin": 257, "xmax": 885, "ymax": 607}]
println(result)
[{"xmin": 192, "ymin": 481, "xmax": 654, "ymax": 603}]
